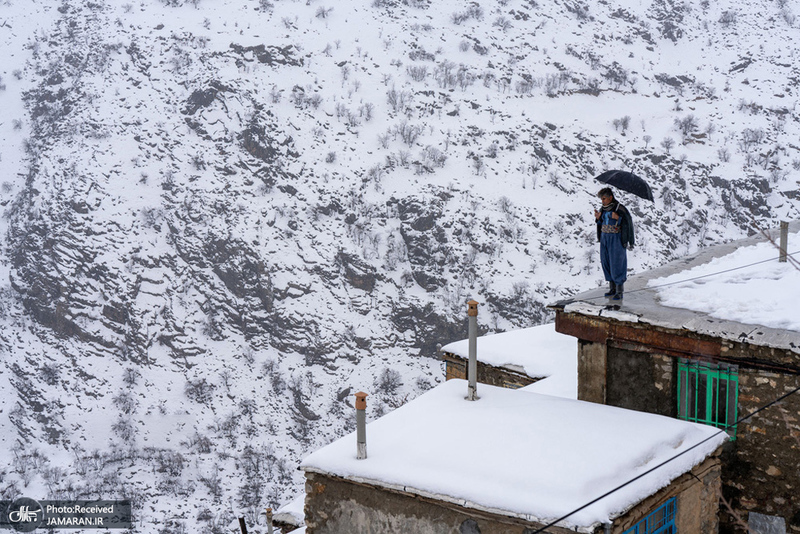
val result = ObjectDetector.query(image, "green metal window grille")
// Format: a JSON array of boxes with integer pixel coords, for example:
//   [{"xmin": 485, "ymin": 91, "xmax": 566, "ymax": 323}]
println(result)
[
  {"xmin": 622, "ymin": 497, "xmax": 676, "ymax": 534},
  {"xmin": 677, "ymin": 359, "xmax": 738, "ymax": 438}
]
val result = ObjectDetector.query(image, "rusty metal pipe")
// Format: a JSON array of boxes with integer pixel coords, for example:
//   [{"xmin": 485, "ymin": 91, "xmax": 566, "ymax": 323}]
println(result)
[{"xmin": 356, "ymin": 392, "xmax": 368, "ymax": 459}]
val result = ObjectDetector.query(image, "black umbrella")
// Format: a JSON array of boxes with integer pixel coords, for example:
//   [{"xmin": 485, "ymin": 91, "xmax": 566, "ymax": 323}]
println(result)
[{"xmin": 594, "ymin": 170, "xmax": 654, "ymax": 202}]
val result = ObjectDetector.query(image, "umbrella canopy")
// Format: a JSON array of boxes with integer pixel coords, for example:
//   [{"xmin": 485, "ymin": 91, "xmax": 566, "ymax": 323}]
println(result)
[{"xmin": 595, "ymin": 170, "xmax": 654, "ymax": 201}]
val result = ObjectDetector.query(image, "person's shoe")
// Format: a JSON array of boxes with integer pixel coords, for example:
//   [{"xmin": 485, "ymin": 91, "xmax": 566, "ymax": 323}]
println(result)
[
  {"xmin": 612, "ymin": 284, "xmax": 624, "ymax": 300},
  {"xmin": 604, "ymin": 282, "xmax": 616, "ymax": 297}
]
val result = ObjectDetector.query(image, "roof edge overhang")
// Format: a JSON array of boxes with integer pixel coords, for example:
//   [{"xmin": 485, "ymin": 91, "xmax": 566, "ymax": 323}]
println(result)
[
  {"xmin": 555, "ymin": 307, "xmax": 800, "ymax": 373},
  {"xmin": 555, "ymin": 308, "xmax": 721, "ymax": 358}
]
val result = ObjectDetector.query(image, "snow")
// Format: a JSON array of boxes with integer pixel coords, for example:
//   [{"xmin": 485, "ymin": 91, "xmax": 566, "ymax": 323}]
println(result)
[
  {"xmin": 274, "ymin": 495, "xmax": 305, "ymax": 528},
  {"xmin": 440, "ymin": 323, "xmax": 578, "ymax": 399},
  {"xmin": 648, "ymin": 230, "xmax": 800, "ymax": 332},
  {"xmin": 0, "ymin": 0, "xmax": 798, "ymax": 529},
  {"xmin": 301, "ymin": 379, "xmax": 728, "ymax": 532}
]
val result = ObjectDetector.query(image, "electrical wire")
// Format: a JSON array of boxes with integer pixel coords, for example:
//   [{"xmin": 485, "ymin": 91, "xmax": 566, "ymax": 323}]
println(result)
[
  {"xmin": 528, "ymin": 381, "xmax": 800, "ymax": 534},
  {"xmin": 527, "ymin": 428, "xmax": 727, "ymax": 534},
  {"xmin": 536, "ymin": 224, "xmax": 800, "ymax": 530},
  {"xmin": 577, "ymin": 249, "xmax": 800, "ymax": 303},
  {"xmin": 638, "ymin": 249, "xmax": 800, "ymax": 291},
  {"xmin": 724, "ymin": 382, "xmax": 800, "ymax": 432}
]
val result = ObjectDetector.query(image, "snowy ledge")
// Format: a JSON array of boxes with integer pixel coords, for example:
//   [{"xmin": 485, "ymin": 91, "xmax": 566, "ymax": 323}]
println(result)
[
  {"xmin": 563, "ymin": 302, "xmax": 641, "ymax": 323},
  {"xmin": 274, "ymin": 496, "xmax": 305, "ymax": 529}
]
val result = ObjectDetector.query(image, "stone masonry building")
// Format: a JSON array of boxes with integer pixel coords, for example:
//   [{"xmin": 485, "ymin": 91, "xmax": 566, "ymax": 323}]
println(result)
[
  {"xmin": 551, "ymin": 221, "xmax": 800, "ymax": 533},
  {"xmin": 301, "ymin": 379, "xmax": 725, "ymax": 534}
]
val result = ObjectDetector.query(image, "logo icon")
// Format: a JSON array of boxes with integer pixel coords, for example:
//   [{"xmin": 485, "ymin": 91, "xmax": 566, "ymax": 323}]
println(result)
[
  {"xmin": 6, "ymin": 498, "xmax": 44, "ymax": 532},
  {"xmin": 9, "ymin": 506, "xmax": 39, "ymax": 523}
]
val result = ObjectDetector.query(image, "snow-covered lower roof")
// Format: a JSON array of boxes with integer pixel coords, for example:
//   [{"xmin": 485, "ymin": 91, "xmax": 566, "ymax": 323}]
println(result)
[
  {"xmin": 274, "ymin": 495, "xmax": 305, "ymax": 527},
  {"xmin": 300, "ymin": 379, "xmax": 727, "ymax": 532},
  {"xmin": 440, "ymin": 322, "xmax": 577, "ymax": 399},
  {"xmin": 553, "ymin": 221, "xmax": 800, "ymax": 353}
]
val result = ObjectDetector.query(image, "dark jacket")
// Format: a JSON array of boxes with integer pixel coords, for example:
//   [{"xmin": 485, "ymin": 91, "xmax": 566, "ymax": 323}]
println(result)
[{"xmin": 596, "ymin": 200, "xmax": 635, "ymax": 248}]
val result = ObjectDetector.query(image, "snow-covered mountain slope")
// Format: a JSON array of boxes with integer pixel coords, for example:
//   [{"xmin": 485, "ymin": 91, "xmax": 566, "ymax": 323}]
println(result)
[{"xmin": 0, "ymin": 0, "xmax": 798, "ymax": 531}]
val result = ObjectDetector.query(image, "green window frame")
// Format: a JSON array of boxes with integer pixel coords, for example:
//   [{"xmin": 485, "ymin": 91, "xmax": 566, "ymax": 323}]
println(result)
[
  {"xmin": 623, "ymin": 497, "xmax": 676, "ymax": 534},
  {"xmin": 677, "ymin": 359, "xmax": 738, "ymax": 438}
]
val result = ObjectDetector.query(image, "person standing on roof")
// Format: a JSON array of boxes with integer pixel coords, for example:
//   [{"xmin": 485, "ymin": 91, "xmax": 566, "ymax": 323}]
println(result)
[{"xmin": 594, "ymin": 187, "xmax": 634, "ymax": 300}]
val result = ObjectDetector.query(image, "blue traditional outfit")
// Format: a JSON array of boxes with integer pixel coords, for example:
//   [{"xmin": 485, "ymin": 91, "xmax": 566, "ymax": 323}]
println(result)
[{"xmin": 596, "ymin": 200, "xmax": 634, "ymax": 298}]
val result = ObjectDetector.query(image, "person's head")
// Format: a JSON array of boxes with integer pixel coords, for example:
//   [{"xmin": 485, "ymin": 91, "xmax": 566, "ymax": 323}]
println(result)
[{"xmin": 598, "ymin": 187, "xmax": 614, "ymax": 206}]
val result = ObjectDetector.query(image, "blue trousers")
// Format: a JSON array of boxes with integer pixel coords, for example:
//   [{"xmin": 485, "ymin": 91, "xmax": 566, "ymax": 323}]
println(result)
[{"xmin": 600, "ymin": 233, "xmax": 627, "ymax": 285}]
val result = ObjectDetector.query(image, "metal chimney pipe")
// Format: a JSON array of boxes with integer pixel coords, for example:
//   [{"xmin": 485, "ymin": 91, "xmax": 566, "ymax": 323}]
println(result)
[
  {"xmin": 467, "ymin": 300, "xmax": 479, "ymax": 401},
  {"xmin": 356, "ymin": 391, "xmax": 368, "ymax": 459},
  {"xmin": 266, "ymin": 508, "xmax": 273, "ymax": 534},
  {"xmin": 779, "ymin": 221, "xmax": 789, "ymax": 263}
]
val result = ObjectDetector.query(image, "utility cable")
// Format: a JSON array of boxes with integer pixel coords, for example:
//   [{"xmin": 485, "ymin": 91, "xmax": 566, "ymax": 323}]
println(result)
[
  {"xmin": 724, "ymin": 382, "xmax": 800, "ymax": 432},
  {"xmin": 636, "ymin": 250, "xmax": 800, "ymax": 292},
  {"xmin": 575, "ymin": 249, "xmax": 800, "ymax": 304},
  {"xmin": 527, "ymin": 429, "xmax": 727, "ymax": 533},
  {"xmin": 528, "ymin": 384, "xmax": 800, "ymax": 534},
  {"xmin": 536, "ymin": 226, "xmax": 800, "ymax": 531}
]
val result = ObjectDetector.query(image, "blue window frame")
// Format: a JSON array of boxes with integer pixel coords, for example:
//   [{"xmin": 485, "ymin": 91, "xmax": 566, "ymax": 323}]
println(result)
[{"xmin": 622, "ymin": 497, "xmax": 676, "ymax": 534}]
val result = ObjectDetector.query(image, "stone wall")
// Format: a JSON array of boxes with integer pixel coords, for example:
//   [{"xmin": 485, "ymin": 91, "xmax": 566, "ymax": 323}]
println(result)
[
  {"xmin": 442, "ymin": 353, "xmax": 538, "ymax": 389},
  {"xmin": 611, "ymin": 454, "xmax": 721, "ymax": 534},
  {"xmin": 606, "ymin": 344, "xmax": 676, "ymax": 417},
  {"xmin": 304, "ymin": 458, "xmax": 721, "ymax": 534},
  {"xmin": 303, "ymin": 471, "xmax": 576, "ymax": 534},
  {"xmin": 578, "ymin": 339, "xmax": 800, "ymax": 533},
  {"xmin": 723, "ymin": 368, "xmax": 800, "ymax": 532}
]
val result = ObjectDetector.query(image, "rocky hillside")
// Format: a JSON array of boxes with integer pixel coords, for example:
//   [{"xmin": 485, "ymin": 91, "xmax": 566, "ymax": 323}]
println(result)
[{"xmin": 0, "ymin": 0, "xmax": 798, "ymax": 531}]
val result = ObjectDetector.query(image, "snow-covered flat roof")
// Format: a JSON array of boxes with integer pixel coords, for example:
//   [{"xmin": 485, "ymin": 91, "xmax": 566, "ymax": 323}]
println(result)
[
  {"xmin": 301, "ymin": 379, "xmax": 727, "ymax": 532},
  {"xmin": 554, "ymin": 221, "xmax": 800, "ymax": 353},
  {"xmin": 274, "ymin": 495, "xmax": 305, "ymax": 528},
  {"xmin": 440, "ymin": 322, "xmax": 577, "ymax": 399}
]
